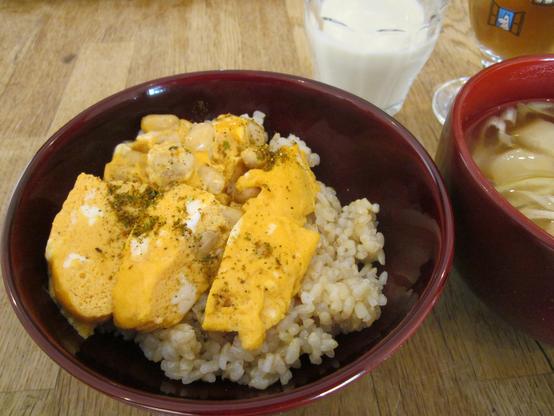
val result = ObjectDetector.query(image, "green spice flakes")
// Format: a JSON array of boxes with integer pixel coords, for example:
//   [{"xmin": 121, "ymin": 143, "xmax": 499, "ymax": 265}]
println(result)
[{"xmin": 107, "ymin": 183, "xmax": 163, "ymax": 235}]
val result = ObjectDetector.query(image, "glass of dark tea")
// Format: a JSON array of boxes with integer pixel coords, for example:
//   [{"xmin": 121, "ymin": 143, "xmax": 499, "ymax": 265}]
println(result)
[{"xmin": 432, "ymin": 0, "xmax": 554, "ymax": 124}]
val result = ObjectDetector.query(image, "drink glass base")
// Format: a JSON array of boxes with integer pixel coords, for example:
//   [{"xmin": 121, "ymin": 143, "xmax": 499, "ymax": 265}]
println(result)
[
  {"xmin": 432, "ymin": 77, "xmax": 469, "ymax": 125},
  {"xmin": 478, "ymin": 45, "xmax": 503, "ymax": 68}
]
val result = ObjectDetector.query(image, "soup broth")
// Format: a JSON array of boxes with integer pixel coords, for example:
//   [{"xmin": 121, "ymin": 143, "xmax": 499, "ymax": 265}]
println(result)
[{"xmin": 470, "ymin": 100, "xmax": 554, "ymax": 235}]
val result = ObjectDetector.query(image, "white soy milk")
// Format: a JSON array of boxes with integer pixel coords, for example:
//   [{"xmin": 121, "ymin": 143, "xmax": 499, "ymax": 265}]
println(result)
[{"xmin": 305, "ymin": 0, "xmax": 440, "ymax": 115}]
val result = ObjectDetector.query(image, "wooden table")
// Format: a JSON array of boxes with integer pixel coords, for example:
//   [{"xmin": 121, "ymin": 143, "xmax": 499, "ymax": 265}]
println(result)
[{"xmin": 1, "ymin": 1, "xmax": 553, "ymax": 415}]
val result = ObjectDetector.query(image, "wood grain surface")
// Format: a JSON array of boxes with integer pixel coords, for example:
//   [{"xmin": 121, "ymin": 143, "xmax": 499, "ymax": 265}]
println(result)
[{"xmin": 1, "ymin": 0, "xmax": 553, "ymax": 415}]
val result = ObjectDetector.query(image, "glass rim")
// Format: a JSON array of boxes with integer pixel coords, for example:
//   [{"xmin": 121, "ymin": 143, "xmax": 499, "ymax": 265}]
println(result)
[{"xmin": 304, "ymin": 0, "xmax": 449, "ymax": 36}]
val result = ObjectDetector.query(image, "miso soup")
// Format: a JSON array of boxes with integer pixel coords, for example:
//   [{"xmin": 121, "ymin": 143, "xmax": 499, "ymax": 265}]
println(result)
[{"xmin": 470, "ymin": 100, "xmax": 554, "ymax": 236}]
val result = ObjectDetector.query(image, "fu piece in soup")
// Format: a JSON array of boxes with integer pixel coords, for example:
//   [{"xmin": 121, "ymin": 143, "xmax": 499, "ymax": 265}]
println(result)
[{"xmin": 471, "ymin": 100, "xmax": 554, "ymax": 236}]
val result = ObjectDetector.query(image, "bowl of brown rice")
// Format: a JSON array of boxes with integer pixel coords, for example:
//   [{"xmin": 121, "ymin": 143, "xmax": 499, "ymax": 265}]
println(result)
[{"xmin": 2, "ymin": 70, "xmax": 454, "ymax": 415}]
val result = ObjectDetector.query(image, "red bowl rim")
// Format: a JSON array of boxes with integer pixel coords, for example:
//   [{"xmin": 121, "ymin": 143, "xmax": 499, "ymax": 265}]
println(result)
[
  {"xmin": 2, "ymin": 70, "xmax": 454, "ymax": 415},
  {"xmin": 450, "ymin": 54, "xmax": 554, "ymax": 251}
]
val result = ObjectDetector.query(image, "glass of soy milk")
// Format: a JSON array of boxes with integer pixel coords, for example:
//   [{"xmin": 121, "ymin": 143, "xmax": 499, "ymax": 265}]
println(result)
[{"xmin": 305, "ymin": 0, "xmax": 448, "ymax": 115}]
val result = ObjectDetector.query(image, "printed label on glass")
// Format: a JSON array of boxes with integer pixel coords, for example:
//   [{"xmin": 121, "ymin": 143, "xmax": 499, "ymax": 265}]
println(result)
[{"xmin": 487, "ymin": 1, "xmax": 525, "ymax": 35}]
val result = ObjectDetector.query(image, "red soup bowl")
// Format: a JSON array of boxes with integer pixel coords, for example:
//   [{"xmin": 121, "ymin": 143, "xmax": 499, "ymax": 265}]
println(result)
[
  {"xmin": 437, "ymin": 55, "xmax": 554, "ymax": 344},
  {"xmin": 2, "ymin": 71, "xmax": 453, "ymax": 415}
]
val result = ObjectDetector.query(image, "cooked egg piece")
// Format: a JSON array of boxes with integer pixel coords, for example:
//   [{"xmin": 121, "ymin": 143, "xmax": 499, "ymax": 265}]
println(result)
[
  {"xmin": 202, "ymin": 211, "xmax": 319, "ymax": 350},
  {"xmin": 105, "ymin": 115, "xmax": 192, "ymax": 182},
  {"xmin": 141, "ymin": 114, "xmax": 180, "ymax": 133},
  {"xmin": 203, "ymin": 144, "xmax": 320, "ymax": 350},
  {"xmin": 104, "ymin": 114, "xmax": 268, "ymax": 199},
  {"xmin": 146, "ymin": 142, "xmax": 196, "ymax": 188},
  {"xmin": 211, "ymin": 115, "xmax": 267, "ymax": 184},
  {"xmin": 213, "ymin": 114, "xmax": 267, "ymax": 148},
  {"xmin": 213, "ymin": 114, "xmax": 249, "ymax": 147},
  {"xmin": 46, "ymin": 173, "xmax": 127, "ymax": 327},
  {"xmin": 134, "ymin": 116, "xmax": 191, "ymax": 152},
  {"xmin": 112, "ymin": 183, "xmax": 233, "ymax": 332},
  {"xmin": 237, "ymin": 144, "xmax": 319, "ymax": 223},
  {"xmin": 104, "ymin": 142, "xmax": 149, "ymax": 183}
]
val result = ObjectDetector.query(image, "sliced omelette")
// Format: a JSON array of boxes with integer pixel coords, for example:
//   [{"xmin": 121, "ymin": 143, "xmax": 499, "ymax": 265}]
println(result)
[
  {"xmin": 46, "ymin": 173, "xmax": 127, "ymax": 335},
  {"xmin": 203, "ymin": 145, "xmax": 320, "ymax": 350},
  {"xmin": 48, "ymin": 113, "xmax": 323, "ymax": 353},
  {"xmin": 112, "ymin": 183, "xmax": 237, "ymax": 332}
]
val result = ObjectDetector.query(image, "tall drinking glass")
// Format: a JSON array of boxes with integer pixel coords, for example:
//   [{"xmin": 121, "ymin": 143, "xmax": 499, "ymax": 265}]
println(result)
[
  {"xmin": 305, "ymin": 0, "xmax": 448, "ymax": 116},
  {"xmin": 433, "ymin": 0, "xmax": 554, "ymax": 124}
]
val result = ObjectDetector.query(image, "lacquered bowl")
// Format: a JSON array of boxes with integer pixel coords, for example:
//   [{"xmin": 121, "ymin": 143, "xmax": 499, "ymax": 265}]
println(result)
[
  {"xmin": 2, "ymin": 71, "xmax": 453, "ymax": 415},
  {"xmin": 437, "ymin": 55, "xmax": 554, "ymax": 344}
]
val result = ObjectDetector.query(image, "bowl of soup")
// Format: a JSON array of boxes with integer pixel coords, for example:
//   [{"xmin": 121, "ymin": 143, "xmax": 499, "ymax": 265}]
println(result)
[{"xmin": 437, "ymin": 55, "xmax": 554, "ymax": 344}]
